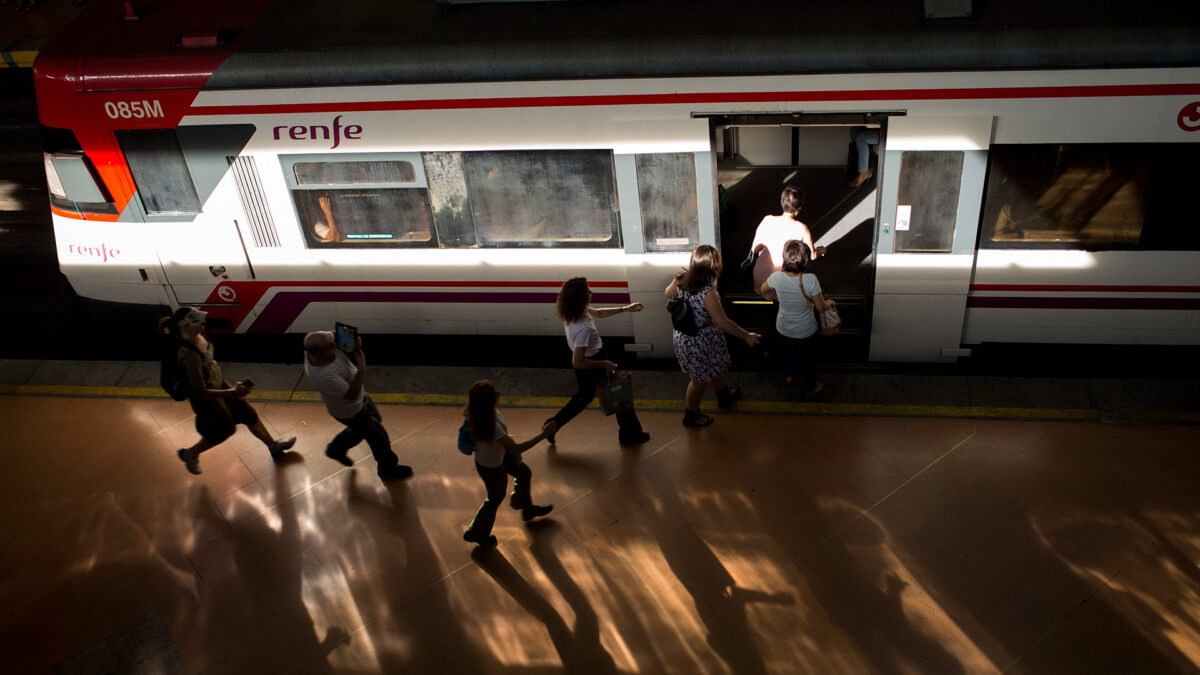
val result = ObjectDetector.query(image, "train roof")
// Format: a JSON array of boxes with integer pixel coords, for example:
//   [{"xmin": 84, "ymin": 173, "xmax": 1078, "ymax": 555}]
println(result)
[{"xmin": 35, "ymin": 0, "xmax": 1200, "ymax": 93}]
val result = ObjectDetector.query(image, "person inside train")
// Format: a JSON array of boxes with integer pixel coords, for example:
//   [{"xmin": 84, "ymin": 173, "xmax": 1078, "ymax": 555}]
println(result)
[
  {"xmin": 748, "ymin": 185, "xmax": 826, "ymax": 301},
  {"xmin": 665, "ymin": 245, "xmax": 760, "ymax": 427},
  {"xmin": 161, "ymin": 307, "xmax": 296, "ymax": 475},
  {"xmin": 760, "ymin": 240, "xmax": 833, "ymax": 397},
  {"xmin": 302, "ymin": 330, "xmax": 414, "ymax": 481},
  {"xmin": 462, "ymin": 380, "xmax": 556, "ymax": 546},
  {"xmin": 848, "ymin": 126, "xmax": 879, "ymax": 188},
  {"xmin": 311, "ymin": 193, "xmax": 344, "ymax": 243},
  {"xmin": 545, "ymin": 277, "xmax": 651, "ymax": 446}
]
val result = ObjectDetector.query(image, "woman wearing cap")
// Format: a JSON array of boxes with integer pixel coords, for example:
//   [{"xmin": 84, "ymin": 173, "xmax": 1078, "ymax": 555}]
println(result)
[{"xmin": 159, "ymin": 306, "xmax": 295, "ymax": 475}]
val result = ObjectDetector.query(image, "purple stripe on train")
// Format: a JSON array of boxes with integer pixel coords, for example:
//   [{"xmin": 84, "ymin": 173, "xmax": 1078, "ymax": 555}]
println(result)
[{"xmin": 247, "ymin": 290, "xmax": 632, "ymax": 333}]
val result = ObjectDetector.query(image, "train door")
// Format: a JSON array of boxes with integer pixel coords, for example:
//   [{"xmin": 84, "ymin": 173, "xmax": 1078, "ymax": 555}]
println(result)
[
  {"xmin": 121, "ymin": 125, "xmax": 258, "ymax": 307},
  {"xmin": 869, "ymin": 116, "xmax": 993, "ymax": 362},
  {"xmin": 709, "ymin": 113, "xmax": 886, "ymax": 362}
]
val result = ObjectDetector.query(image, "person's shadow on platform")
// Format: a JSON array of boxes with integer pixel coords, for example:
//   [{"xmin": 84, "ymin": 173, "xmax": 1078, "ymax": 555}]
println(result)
[
  {"xmin": 471, "ymin": 523, "xmax": 619, "ymax": 673},
  {"xmin": 344, "ymin": 472, "xmax": 487, "ymax": 672}
]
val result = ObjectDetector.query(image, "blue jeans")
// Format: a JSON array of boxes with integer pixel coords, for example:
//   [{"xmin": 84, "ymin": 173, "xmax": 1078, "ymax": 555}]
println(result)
[
  {"xmin": 331, "ymin": 394, "xmax": 400, "ymax": 475},
  {"xmin": 466, "ymin": 452, "xmax": 532, "ymax": 538},
  {"xmin": 550, "ymin": 349, "xmax": 643, "ymax": 442},
  {"xmin": 851, "ymin": 127, "xmax": 879, "ymax": 173}
]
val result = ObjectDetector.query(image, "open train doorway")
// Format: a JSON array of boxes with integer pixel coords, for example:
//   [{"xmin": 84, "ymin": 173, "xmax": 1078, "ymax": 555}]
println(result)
[{"xmin": 704, "ymin": 113, "xmax": 891, "ymax": 364}]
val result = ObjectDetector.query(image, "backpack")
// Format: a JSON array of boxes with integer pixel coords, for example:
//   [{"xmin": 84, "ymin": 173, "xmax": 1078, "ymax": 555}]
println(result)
[
  {"xmin": 160, "ymin": 339, "xmax": 200, "ymax": 401},
  {"xmin": 667, "ymin": 294, "xmax": 699, "ymax": 336},
  {"xmin": 456, "ymin": 419, "xmax": 476, "ymax": 455}
]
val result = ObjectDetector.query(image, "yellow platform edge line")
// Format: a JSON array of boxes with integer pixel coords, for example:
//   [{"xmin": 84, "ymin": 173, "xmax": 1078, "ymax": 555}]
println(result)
[
  {"xmin": 2, "ymin": 383, "xmax": 1196, "ymax": 424},
  {"xmin": 1, "ymin": 51, "xmax": 38, "ymax": 68}
]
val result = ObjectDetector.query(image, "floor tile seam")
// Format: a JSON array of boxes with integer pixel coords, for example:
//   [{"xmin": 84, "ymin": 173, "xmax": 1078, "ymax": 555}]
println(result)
[
  {"xmin": 797, "ymin": 428, "xmax": 979, "ymax": 563},
  {"xmin": 10, "ymin": 383, "xmax": 1190, "ymax": 425},
  {"xmin": 1002, "ymin": 569, "xmax": 1121, "ymax": 672}
]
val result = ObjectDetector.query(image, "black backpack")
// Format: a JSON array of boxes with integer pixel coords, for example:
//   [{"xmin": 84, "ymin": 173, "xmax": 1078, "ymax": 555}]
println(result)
[
  {"xmin": 160, "ymin": 339, "xmax": 200, "ymax": 401},
  {"xmin": 667, "ymin": 294, "xmax": 699, "ymax": 336}
]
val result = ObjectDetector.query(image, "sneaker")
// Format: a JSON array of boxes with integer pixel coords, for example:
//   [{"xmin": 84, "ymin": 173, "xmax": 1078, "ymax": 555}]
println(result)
[
  {"xmin": 177, "ymin": 448, "xmax": 201, "ymax": 475},
  {"xmin": 324, "ymin": 445, "xmax": 353, "ymax": 467},
  {"xmin": 618, "ymin": 431, "xmax": 651, "ymax": 445},
  {"xmin": 269, "ymin": 436, "xmax": 296, "ymax": 459},
  {"xmin": 463, "ymin": 530, "xmax": 497, "ymax": 546},
  {"xmin": 521, "ymin": 504, "xmax": 554, "ymax": 522},
  {"xmin": 543, "ymin": 417, "xmax": 557, "ymax": 445},
  {"xmin": 378, "ymin": 465, "xmax": 414, "ymax": 480}
]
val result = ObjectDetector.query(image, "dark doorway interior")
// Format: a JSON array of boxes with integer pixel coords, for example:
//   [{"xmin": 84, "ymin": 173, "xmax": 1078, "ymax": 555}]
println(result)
[{"xmin": 714, "ymin": 128, "xmax": 880, "ymax": 365}]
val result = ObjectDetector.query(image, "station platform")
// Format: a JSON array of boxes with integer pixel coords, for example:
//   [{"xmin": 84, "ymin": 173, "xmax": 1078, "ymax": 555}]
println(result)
[{"xmin": 1, "ymin": 357, "xmax": 1199, "ymax": 673}]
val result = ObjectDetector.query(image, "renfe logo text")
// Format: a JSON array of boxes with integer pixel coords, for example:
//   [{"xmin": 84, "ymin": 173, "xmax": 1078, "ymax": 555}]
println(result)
[
  {"xmin": 68, "ymin": 243, "xmax": 120, "ymax": 262},
  {"xmin": 273, "ymin": 115, "xmax": 363, "ymax": 149}
]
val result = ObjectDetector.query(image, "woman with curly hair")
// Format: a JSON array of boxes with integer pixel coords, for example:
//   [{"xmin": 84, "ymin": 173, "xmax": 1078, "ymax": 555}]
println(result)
[
  {"xmin": 545, "ymin": 277, "xmax": 650, "ymax": 446},
  {"xmin": 665, "ymin": 245, "xmax": 760, "ymax": 427}
]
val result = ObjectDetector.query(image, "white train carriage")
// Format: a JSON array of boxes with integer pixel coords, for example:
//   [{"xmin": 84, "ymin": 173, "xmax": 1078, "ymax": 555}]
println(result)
[{"xmin": 35, "ymin": 0, "xmax": 1200, "ymax": 362}]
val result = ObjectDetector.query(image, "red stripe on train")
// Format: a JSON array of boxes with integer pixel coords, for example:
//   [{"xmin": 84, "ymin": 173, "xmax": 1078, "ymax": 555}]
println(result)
[{"xmin": 189, "ymin": 83, "xmax": 1200, "ymax": 116}]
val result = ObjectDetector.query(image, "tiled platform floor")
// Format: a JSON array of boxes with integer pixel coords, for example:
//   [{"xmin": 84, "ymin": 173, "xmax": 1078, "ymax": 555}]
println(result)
[{"xmin": 3, "ymin": 394, "xmax": 1199, "ymax": 673}]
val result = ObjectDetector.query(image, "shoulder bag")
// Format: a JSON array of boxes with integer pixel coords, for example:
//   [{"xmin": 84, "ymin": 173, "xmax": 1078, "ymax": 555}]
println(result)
[{"xmin": 799, "ymin": 274, "xmax": 842, "ymax": 336}]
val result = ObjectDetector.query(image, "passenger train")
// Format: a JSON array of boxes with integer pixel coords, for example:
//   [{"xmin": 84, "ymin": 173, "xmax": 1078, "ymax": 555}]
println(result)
[{"xmin": 33, "ymin": 0, "xmax": 1200, "ymax": 362}]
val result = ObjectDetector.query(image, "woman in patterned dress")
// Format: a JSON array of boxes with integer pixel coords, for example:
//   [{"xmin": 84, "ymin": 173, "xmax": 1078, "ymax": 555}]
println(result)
[{"xmin": 665, "ymin": 245, "xmax": 760, "ymax": 427}]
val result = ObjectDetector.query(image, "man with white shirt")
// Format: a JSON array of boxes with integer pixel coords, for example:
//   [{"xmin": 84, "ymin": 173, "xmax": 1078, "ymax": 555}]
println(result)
[{"xmin": 303, "ymin": 331, "xmax": 412, "ymax": 480}]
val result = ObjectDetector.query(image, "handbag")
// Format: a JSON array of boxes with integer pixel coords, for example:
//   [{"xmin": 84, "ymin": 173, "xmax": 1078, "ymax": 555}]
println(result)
[
  {"xmin": 456, "ymin": 419, "xmax": 475, "ymax": 455},
  {"xmin": 599, "ymin": 369, "xmax": 634, "ymax": 416},
  {"xmin": 666, "ymin": 295, "xmax": 698, "ymax": 336},
  {"xmin": 738, "ymin": 247, "xmax": 761, "ymax": 275},
  {"xmin": 799, "ymin": 274, "xmax": 842, "ymax": 336}
]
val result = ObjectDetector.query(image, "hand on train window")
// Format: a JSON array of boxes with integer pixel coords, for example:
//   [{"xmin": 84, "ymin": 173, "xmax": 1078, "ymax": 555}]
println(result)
[{"xmin": 312, "ymin": 194, "xmax": 344, "ymax": 243}]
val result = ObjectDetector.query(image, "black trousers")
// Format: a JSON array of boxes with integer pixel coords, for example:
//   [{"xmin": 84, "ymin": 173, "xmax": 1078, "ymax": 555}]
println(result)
[
  {"xmin": 466, "ymin": 452, "xmax": 532, "ymax": 537},
  {"xmin": 550, "ymin": 349, "xmax": 643, "ymax": 441},
  {"xmin": 331, "ymin": 394, "xmax": 400, "ymax": 474},
  {"xmin": 781, "ymin": 332, "xmax": 823, "ymax": 394}
]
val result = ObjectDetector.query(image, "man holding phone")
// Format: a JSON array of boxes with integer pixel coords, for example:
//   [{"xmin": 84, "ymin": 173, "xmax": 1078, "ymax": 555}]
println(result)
[{"xmin": 303, "ymin": 330, "xmax": 413, "ymax": 480}]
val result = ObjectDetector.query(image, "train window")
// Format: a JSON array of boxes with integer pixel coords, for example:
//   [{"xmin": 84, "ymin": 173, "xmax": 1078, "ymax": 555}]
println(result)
[
  {"xmin": 291, "ymin": 189, "xmax": 434, "ymax": 246},
  {"xmin": 282, "ymin": 155, "xmax": 436, "ymax": 248},
  {"xmin": 293, "ymin": 160, "xmax": 417, "ymax": 186},
  {"xmin": 894, "ymin": 151, "xmax": 963, "ymax": 253},
  {"xmin": 978, "ymin": 144, "xmax": 1200, "ymax": 251},
  {"xmin": 462, "ymin": 150, "xmax": 620, "ymax": 247},
  {"xmin": 114, "ymin": 130, "xmax": 201, "ymax": 214},
  {"xmin": 423, "ymin": 152, "xmax": 477, "ymax": 248},
  {"xmin": 636, "ymin": 153, "xmax": 699, "ymax": 252}
]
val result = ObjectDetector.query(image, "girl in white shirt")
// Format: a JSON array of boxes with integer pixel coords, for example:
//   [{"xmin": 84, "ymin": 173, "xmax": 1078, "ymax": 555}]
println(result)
[
  {"xmin": 463, "ymin": 380, "xmax": 556, "ymax": 546},
  {"xmin": 546, "ymin": 277, "xmax": 650, "ymax": 446}
]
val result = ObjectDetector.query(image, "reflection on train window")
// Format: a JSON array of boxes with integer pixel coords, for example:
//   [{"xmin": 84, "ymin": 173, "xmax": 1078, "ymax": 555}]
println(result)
[
  {"xmin": 115, "ymin": 129, "xmax": 201, "ymax": 215},
  {"xmin": 894, "ymin": 151, "xmax": 963, "ymax": 253},
  {"xmin": 294, "ymin": 161, "xmax": 416, "ymax": 185},
  {"xmin": 979, "ymin": 144, "xmax": 1200, "ymax": 251},
  {"xmin": 292, "ymin": 189, "xmax": 435, "ymax": 247},
  {"xmin": 636, "ymin": 153, "xmax": 699, "ymax": 252},
  {"xmin": 462, "ymin": 150, "xmax": 620, "ymax": 247}
]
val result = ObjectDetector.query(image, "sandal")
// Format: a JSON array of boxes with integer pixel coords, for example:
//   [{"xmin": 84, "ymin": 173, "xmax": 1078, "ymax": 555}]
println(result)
[
  {"xmin": 682, "ymin": 409, "xmax": 715, "ymax": 428},
  {"xmin": 715, "ymin": 385, "xmax": 742, "ymax": 410}
]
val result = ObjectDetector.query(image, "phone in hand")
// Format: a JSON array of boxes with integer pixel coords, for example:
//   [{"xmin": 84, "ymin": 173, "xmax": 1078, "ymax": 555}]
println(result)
[{"xmin": 334, "ymin": 322, "xmax": 358, "ymax": 354}]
